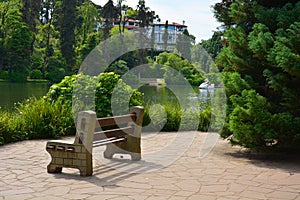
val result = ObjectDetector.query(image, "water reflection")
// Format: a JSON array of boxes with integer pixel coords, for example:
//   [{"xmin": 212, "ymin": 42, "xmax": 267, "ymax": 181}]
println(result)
[
  {"xmin": 0, "ymin": 82, "xmax": 50, "ymax": 110},
  {"xmin": 138, "ymin": 85, "xmax": 215, "ymax": 108},
  {"xmin": 199, "ymin": 88, "xmax": 214, "ymax": 104}
]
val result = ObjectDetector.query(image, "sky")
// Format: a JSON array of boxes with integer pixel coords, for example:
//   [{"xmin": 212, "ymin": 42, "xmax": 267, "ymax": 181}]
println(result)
[{"xmin": 91, "ymin": 0, "xmax": 221, "ymax": 43}]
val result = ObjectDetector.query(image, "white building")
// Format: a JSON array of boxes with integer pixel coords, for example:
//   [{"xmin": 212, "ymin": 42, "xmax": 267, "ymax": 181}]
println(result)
[
  {"xmin": 100, "ymin": 19, "xmax": 188, "ymax": 51},
  {"xmin": 150, "ymin": 21, "xmax": 187, "ymax": 51}
]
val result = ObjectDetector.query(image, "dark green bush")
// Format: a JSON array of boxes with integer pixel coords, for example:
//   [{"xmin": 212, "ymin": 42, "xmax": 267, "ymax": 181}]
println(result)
[
  {"xmin": 0, "ymin": 98, "xmax": 75, "ymax": 145},
  {"xmin": 228, "ymin": 89, "xmax": 300, "ymax": 149},
  {"xmin": 29, "ymin": 69, "xmax": 42, "ymax": 79},
  {"xmin": 142, "ymin": 103, "xmax": 211, "ymax": 132},
  {"xmin": 45, "ymin": 67, "xmax": 66, "ymax": 83},
  {"xmin": 45, "ymin": 53, "xmax": 67, "ymax": 83},
  {"xmin": 16, "ymin": 98, "xmax": 75, "ymax": 139},
  {"xmin": 47, "ymin": 72, "xmax": 144, "ymax": 118},
  {"xmin": 0, "ymin": 71, "xmax": 9, "ymax": 80},
  {"xmin": 9, "ymin": 70, "xmax": 28, "ymax": 82}
]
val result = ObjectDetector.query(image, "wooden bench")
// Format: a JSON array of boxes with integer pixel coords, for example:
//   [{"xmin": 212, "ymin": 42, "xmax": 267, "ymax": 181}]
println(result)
[{"xmin": 46, "ymin": 106, "xmax": 144, "ymax": 176}]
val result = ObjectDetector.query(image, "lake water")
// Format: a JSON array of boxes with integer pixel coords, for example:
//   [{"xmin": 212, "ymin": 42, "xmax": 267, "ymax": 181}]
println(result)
[
  {"xmin": 0, "ymin": 82, "xmax": 216, "ymax": 110},
  {"xmin": 138, "ymin": 85, "xmax": 216, "ymax": 109},
  {"xmin": 0, "ymin": 82, "xmax": 50, "ymax": 110}
]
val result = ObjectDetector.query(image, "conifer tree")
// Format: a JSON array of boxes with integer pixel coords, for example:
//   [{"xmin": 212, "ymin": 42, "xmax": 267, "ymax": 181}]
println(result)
[{"xmin": 214, "ymin": 0, "xmax": 300, "ymax": 149}]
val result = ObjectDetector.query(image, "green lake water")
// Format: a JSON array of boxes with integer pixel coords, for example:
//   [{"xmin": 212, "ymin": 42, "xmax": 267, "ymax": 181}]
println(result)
[
  {"xmin": 0, "ymin": 82, "xmax": 215, "ymax": 110},
  {"xmin": 0, "ymin": 82, "xmax": 50, "ymax": 110}
]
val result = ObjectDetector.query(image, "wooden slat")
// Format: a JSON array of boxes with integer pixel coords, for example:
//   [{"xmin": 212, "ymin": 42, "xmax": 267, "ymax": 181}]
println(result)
[
  {"xmin": 93, "ymin": 137, "xmax": 127, "ymax": 147},
  {"xmin": 97, "ymin": 114, "xmax": 136, "ymax": 127},
  {"xmin": 93, "ymin": 126, "xmax": 133, "ymax": 141}
]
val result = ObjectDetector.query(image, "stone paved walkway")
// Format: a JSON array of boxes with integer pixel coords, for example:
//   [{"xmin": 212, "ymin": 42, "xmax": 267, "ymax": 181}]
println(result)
[{"xmin": 0, "ymin": 132, "xmax": 299, "ymax": 200}]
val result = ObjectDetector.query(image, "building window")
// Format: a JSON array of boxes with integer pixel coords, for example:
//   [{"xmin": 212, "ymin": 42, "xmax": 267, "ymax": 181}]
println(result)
[{"xmin": 168, "ymin": 25, "xmax": 175, "ymax": 31}]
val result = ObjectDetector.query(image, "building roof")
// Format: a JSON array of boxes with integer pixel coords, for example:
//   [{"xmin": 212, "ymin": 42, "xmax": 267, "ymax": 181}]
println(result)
[{"xmin": 151, "ymin": 21, "xmax": 187, "ymax": 27}]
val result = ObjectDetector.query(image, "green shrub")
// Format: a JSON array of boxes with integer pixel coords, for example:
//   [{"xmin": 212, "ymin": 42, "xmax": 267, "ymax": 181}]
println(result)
[
  {"xmin": 47, "ymin": 72, "xmax": 143, "ymax": 118},
  {"xmin": 229, "ymin": 90, "xmax": 273, "ymax": 148},
  {"xmin": 198, "ymin": 106, "xmax": 211, "ymax": 131},
  {"xmin": 15, "ymin": 98, "xmax": 75, "ymax": 139},
  {"xmin": 9, "ymin": 70, "xmax": 28, "ymax": 82},
  {"xmin": 0, "ymin": 111, "xmax": 20, "ymax": 144},
  {"xmin": 0, "ymin": 71, "xmax": 9, "ymax": 80},
  {"xmin": 45, "ymin": 67, "xmax": 66, "ymax": 83},
  {"xmin": 45, "ymin": 53, "xmax": 67, "ymax": 83},
  {"xmin": 0, "ymin": 98, "xmax": 75, "ymax": 145},
  {"xmin": 142, "ymin": 103, "xmax": 211, "ymax": 132},
  {"xmin": 29, "ymin": 69, "xmax": 42, "ymax": 79}
]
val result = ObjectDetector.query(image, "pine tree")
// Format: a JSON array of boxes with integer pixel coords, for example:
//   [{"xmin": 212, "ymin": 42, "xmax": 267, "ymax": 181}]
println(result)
[
  {"xmin": 215, "ymin": 0, "xmax": 300, "ymax": 149},
  {"xmin": 60, "ymin": 0, "xmax": 77, "ymax": 72}
]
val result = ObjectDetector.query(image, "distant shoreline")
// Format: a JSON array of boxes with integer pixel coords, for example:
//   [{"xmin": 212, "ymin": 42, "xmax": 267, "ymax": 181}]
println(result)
[{"xmin": 0, "ymin": 79, "xmax": 49, "ymax": 83}]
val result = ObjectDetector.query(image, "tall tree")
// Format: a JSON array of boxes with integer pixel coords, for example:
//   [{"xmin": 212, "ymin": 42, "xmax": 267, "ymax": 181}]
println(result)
[
  {"xmin": 21, "ymin": 0, "xmax": 41, "ymax": 53},
  {"xmin": 0, "ymin": 0, "xmax": 10, "ymax": 70},
  {"xmin": 101, "ymin": 0, "xmax": 117, "ymax": 39},
  {"xmin": 136, "ymin": 0, "xmax": 158, "ymax": 64},
  {"xmin": 176, "ymin": 29, "xmax": 194, "ymax": 61},
  {"xmin": 2, "ymin": 0, "xmax": 32, "ymax": 82},
  {"xmin": 60, "ymin": 0, "xmax": 77, "ymax": 72},
  {"xmin": 136, "ymin": 0, "xmax": 157, "ymax": 28},
  {"xmin": 162, "ymin": 20, "xmax": 168, "ymax": 50},
  {"xmin": 215, "ymin": 0, "xmax": 300, "ymax": 149}
]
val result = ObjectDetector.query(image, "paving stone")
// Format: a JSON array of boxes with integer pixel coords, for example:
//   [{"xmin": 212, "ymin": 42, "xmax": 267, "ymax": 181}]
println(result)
[
  {"xmin": 1, "ymin": 194, "xmax": 33, "ymax": 200},
  {"xmin": 85, "ymin": 195, "xmax": 120, "ymax": 200},
  {"xmin": 118, "ymin": 181, "xmax": 152, "ymax": 189},
  {"xmin": 200, "ymin": 184, "xmax": 228, "ymax": 193},
  {"xmin": 43, "ymin": 186, "xmax": 70, "ymax": 196},
  {"xmin": 0, "ymin": 188, "xmax": 34, "ymax": 196},
  {"xmin": 188, "ymin": 194, "xmax": 216, "ymax": 200},
  {"xmin": 61, "ymin": 194, "xmax": 90, "ymax": 199},
  {"xmin": 266, "ymin": 190, "xmax": 299, "ymax": 200},
  {"xmin": 30, "ymin": 196, "xmax": 63, "ymax": 200},
  {"xmin": 240, "ymin": 190, "xmax": 266, "ymax": 199},
  {"xmin": 143, "ymin": 195, "xmax": 171, "ymax": 200},
  {"xmin": 175, "ymin": 179, "xmax": 201, "ymax": 192},
  {"xmin": 126, "ymin": 195, "xmax": 149, "ymax": 200},
  {"xmin": 172, "ymin": 190, "xmax": 196, "ymax": 197}
]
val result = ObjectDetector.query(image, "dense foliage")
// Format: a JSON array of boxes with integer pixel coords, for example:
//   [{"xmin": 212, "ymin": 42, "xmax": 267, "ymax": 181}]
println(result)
[
  {"xmin": 0, "ymin": 0, "xmax": 158, "ymax": 83},
  {"xmin": 0, "ymin": 72, "xmax": 144, "ymax": 145},
  {"xmin": 152, "ymin": 52, "xmax": 204, "ymax": 86},
  {"xmin": 0, "ymin": 98, "xmax": 75, "ymax": 145},
  {"xmin": 46, "ymin": 72, "xmax": 144, "ymax": 117},
  {"xmin": 214, "ymin": 0, "xmax": 300, "ymax": 150},
  {"xmin": 0, "ymin": 71, "xmax": 214, "ymax": 145}
]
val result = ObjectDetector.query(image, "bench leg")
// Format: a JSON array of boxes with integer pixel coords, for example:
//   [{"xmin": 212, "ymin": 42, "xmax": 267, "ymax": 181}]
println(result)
[
  {"xmin": 103, "ymin": 149, "xmax": 114, "ymax": 159},
  {"xmin": 79, "ymin": 167, "xmax": 92, "ymax": 176},
  {"xmin": 47, "ymin": 164, "xmax": 62, "ymax": 173},
  {"xmin": 131, "ymin": 153, "xmax": 141, "ymax": 161}
]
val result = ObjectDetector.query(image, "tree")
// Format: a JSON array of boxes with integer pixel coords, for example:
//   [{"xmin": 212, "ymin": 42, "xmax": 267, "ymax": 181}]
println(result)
[
  {"xmin": 101, "ymin": 0, "xmax": 118, "ymax": 39},
  {"xmin": 192, "ymin": 32, "xmax": 223, "ymax": 73},
  {"xmin": 162, "ymin": 20, "xmax": 168, "ymax": 50},
  {"xmin": 135, "ymin": 0, "xmax": 158, "ymax": 64},
  {"xmin": 21, "ymin": 0, "xmax": 41, "ymax": 53},
  {"xmin": 136, "ymin": 0, "xmax": 158, "ymax": 28},
  {"xmin": 0, "ymin": 0, "xmax": 32, "ymax": 82},
  {"xmin": 39, "ymin": 0, "xmax": 57, "ymax": 69},
  {"xmin": 176, "ymin": 29, "xmax": 194, "ymax": 61},
  {"xmin": 60, "ymin": 0, "xmax": 77, "ymax": 72},
  {"xmin": 75, "ymin": 1, "xmax": 102, "ymax": 64},
  {"xmin": 155, "ymin": 52, "xmax": 203, "ymax": 86},
  {"xmin": 215, "ymin": 0, "xmax": 300, "ymax": 149}
]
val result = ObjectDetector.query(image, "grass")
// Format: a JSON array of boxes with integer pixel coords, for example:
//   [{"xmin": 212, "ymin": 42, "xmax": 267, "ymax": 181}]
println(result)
[
  {"xmin": 142, "ymin": 103, "xmax": 211, "ymax": 132},
  {"xmin": 0, "ymin": 97, "xmax": 212, "ymax": 146},
  {"xmin": 0, "ymin": 98, "xmax": 75, "ymax": 145}
]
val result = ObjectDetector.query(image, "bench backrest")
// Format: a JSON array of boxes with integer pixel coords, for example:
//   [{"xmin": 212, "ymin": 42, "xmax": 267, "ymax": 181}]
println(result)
[{"xmin": 75, "ymin": 106, "xmax": 144, "ymax": 154}]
